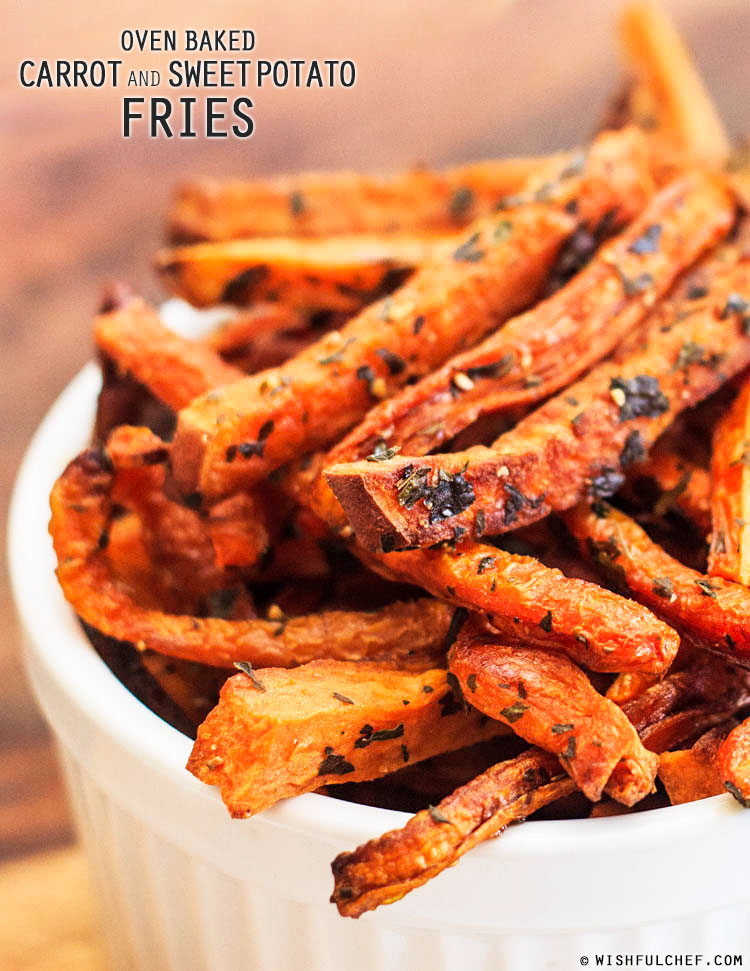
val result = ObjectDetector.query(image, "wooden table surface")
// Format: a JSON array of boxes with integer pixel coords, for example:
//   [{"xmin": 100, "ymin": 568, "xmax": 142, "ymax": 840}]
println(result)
[{"xmin": 1, "ymin": 1, "xmax": 746, "ymax": 967}]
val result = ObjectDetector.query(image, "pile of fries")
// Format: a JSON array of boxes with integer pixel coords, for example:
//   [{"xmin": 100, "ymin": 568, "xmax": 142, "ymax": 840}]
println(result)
[{"xmin": 49, "ymin": 2, "xmax": 750, "ymax": 918}]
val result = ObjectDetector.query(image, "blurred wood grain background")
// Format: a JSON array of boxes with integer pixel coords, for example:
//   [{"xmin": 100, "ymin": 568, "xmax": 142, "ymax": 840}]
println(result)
[{"xmin": 1, "ymin": 0, "xmax": 746, "ymax": 966}]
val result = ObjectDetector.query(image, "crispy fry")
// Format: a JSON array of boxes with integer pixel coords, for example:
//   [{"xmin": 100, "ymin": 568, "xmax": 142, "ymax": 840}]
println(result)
[
  {"xmin": 168, "ymin": 154, "xmax": 572, "ymax": 243},
  {"xmin": 363, "ymin": 541, "xmax": 678, "ymax": 674},
  {"xmin": 449, "ymin": 619, "xmax": 658, "ymax": 804},
  {"xmin": 718, "ymin": 715, "xmax": 750, "ymax": 807},
  {"xmin": 606, "ymin": 671, "xmax": 661, "ymax": 705},
  {"xmin": 330, "ymin": 747, "xmax": 573, "ymax": 917},
  {"xmin": 186, "ymin": 661, "xmax": 501, "ymax": 816},
  {"xmin": 708, "ymin": 381, "xmax": 750, "ymax": 583},
  {"xmin": 620, "ymin": 3, "xmax": 731, "ymax": 166},
  {"xmin": 171, "ymin": 128, "xmax": 654, "ymax": 499},
  {"xmin": 157, "ymin": 233, "xmax": 457, "ymax": 312},
  {"xmin": 320, "ymin": 171, "xmax": 727, "ymax": 475},
  {"xmin": 659, "ymin": 723, "xmax": 731, "ymax": 805},
  {"xmin": 566, "ymin": 500, "xmax": 750, "ymax": 667},
  {"xmin": 49, "ymin": 448, "xmax": 452, "ymax": 668},
  {"xmin": 330, "ymin": 230, "xmax": 750, "ymax": 552},
  {"xmin": 94, "ymin": 292, "xmax": 243, "ymax": 411}
]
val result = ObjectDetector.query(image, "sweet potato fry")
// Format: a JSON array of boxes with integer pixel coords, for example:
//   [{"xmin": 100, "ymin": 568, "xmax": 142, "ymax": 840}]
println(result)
[
  {"xmin": 49, "ymin": 448, "xmax": 452, "ymax": 668},
  {"xmin": 449, "ymin": 619, "xmax": 658, "ymax": 804},
  {"xmin": 566, "ymin": 500, "xmax": 750, "ymax": 667},
  {"xmin": 330, "ymin": 747, "xmax": 573, "ymax": 917},
  {"xmin": 718, "ymin": 715, "xmax": 750, "ymax": 807},
  {"xmin": 186, "ymin": 661, "xmax": 502, "ymax": 816},
  {"xmin": 620, "ymin": 3, "xmax": 731, "ymax": 167},
  {"xmin": 156, "ymin": 233, "xmax": 457, "ymax": 312},
  {"xmin": 171, "ymin": 128, "xmax": 654, "ymax": 499},
  {"xmin": 168, "ymin": 154, "xmax": 572, "ymax": 243},
  {"xmin": 659, "ymin": 723, "xmax": 734, "ymax": 805},
  {"xmin": 330, "ymin": 233, "xmax": 750, "ymax": 552},
  {"xmin": 94, "ymin": 292, "xmax": 243, "ymax": 411},
  {"xmin": 708, "ymin": 380, "xmax": 750, "ymax": 583},
  {"xmin": 319, "ymin": 171, "xmax": 729, "ymax": 475},
  {"xmin": 363, "ymin": 541, "xmax": 678, "ymax": 674}
]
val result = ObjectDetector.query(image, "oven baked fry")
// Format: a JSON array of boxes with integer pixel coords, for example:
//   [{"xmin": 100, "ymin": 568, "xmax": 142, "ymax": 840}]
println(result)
[
  {"xmin": 566, "ymin": 500, "xmax": 750, "ymax": 667},
  {"xmin": 170, "ymin": 128, "xmax": 654, "ymax": 499},
  {"xmin": 329, "ymin": 231, "xmax": 750, "ymax": 552},
  {"xmin": 361, "ymin": 541, "xmax": 678, "ymax": 674},
  {"xmin": 168, "ymin": 153, "xmax": 573, "ymax": 243},
  {"xmin": 708, "ymin": 380, "xmax": 750, "ymax": 584},
  {"xmin": 330, "ymin": 747, "xmax": 573, "ymax": 917},
  {"xmin": 94, "ymin": 292, "xmax": 243, "ymax": 411},
  {"xmin": 156, "ymin": 232, "xmax": 457, "ymax": 312},
  {"xmin": 186, "ymin": 661, "xmax": 502, "ymax": 816},
  {"xmin": 659, "ymin": 723, "xmax": 734, "ymax": 805},
  {"xmin": 625, "ymin": 447, "xmax": 712, "ymax": 535},
  {"xmin": 49, "ymin": 448, "xmax": 452, "ymax": 668},
  {"xmin": 448, "ymin": 619, "xmax": 658, "ymax": 804}
]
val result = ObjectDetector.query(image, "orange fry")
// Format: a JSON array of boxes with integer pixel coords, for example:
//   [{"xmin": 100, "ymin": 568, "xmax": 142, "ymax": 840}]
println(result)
[
  {"xmin": 170, "ymin": 128, "xmax": 653, "ymax": 500},
  {"xmin": 448, "ymin": 619, "xmax": 658, "ymax": 804},
  {"xmin": 169, "ymin": 153, "xmax": 573, "ymax": 243},
  {"xmin": 187, "ymin": 661, "xmax": 501, "ymax": 816},
  {"xmin": 718, "ymin": 715, "xmax": 750, "ymax": 807},
  {"xmin": 49, "ymin": 448, "xmax": 452, "ymax": 668},
  {"xmin": 566, "ymin": 500, "xmax": 750, "ymax": 667},
  {"xmin": 329, "ymin": 230, "xmax": 750, "ymax": 552},
  {"xmin": 330, "ymin": 747, "xmax": 573, "ymax": 917},
  {"xmin": 94, "ymin": 291, "xmax": 243, "ymax": 411},
  {"xmin": 659, "ymin": 723, "xmax": 733, "ymax": 805},
  {"xmin": 708, "ymin": 380, "xmax": 750, "ymax": 584}
]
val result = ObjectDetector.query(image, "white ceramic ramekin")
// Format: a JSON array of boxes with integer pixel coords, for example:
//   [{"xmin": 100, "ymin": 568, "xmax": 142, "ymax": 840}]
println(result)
[{"xmin": 9, "ymin": 332, "xmax": 750, "ymax": 970}]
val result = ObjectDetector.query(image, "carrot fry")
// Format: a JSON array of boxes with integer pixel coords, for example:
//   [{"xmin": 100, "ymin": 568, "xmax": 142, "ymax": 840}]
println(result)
[
  {"xmin": 186, "ymin": 661, "xmax": 502, "ymax": 816},
  {"xmin": 94, "ymin": 292, "xmax": 243, "ymax": 411},
  {"xmin": 606, "ymin": 671, "xmax": 661, "ymax": 705},
  {"xmin": 718, "ymin": 715, "xmax": 750, "ymax": 807},
  {"xmin": 49, "ymin": 448, "xmax": 452, "ymax": 668},
  {"xmin": 320, "ymin": 171, "xmax": 729, "ymax": 476},
  {"xmin": 619, "ymin": 3, "xmax": 731, "ymax": 167},
  {"xmin": 659, "ymin": 723, "xmax": 733, "ymax": 805},
  {"xmin": 330, "ymin": 748, "xmax": 573, "ymax": 917},
  {"xmin": 449, "ymin": 619, "xmax": 658, "ymax": 804},
  {"xmin": 171, "ymin": 128, "xmax": 654, "ymax": 500},
  {"xmin": 566, "ymin": 500, "xmax": 750, "ymax": 667},
  {"xmin": 362, "ymin": 540, "xmax": 678, "ymax": 674},
  {"xmin": 330, "ymin": 230, "xmax": 750, "ymax": 552},
  {"xmin": 708, "ymin": 381, "xmax": 750, "ymax": 583},
  {"xmin": 156, "ymin": 232, "xmax": 457, "ymax": 312},
  {"xmin": 168, "ymin": 154, "xmax": 572, "ymax": 243}
]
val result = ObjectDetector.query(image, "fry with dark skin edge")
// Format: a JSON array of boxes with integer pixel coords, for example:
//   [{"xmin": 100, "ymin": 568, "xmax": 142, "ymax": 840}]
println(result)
[
  {"xmin": 170, "ymin": 128, "xmax": 654, "ymax": 499},
  {"xmin": 94, "ymin": 293, "xmax": 244, "ymax": 411},
  {"xmin": 156, "ymin": 232, "xmax": 459, "ymax": 312},
  {"xmin": 49, "ymin": 448, "xmax": 452, "ymax": 668},
  {"xmin": 708, "ymin": 380, "xmax": 750, "ymax": 583},
  {"xmin": 330, "ymin": 658, "xmax": 750, "ymax": 917},
  {"xmin": 330, "ymin": 748, "xmax": 574, "ymax": 917},
  {"xmin": 168, "ymin": 153, "xmax": 574, "ymax": 243},
  {"xmin": 315, "ymin": 171, "xmax": 731, "ymax": 478},
  {"xmin": 361, "ymin": 541, "xmax": 678, "ymax": 674},
  {"xmin": 448, "ymin": 619, "xmax": 658, "ymax": 804},
  {"xmin": 329, "ymin": 242, "xmax": 750, "ymax": 552},
  {"xmin": 186, "ymin": 662, "xmax": 502, "ymax": 816},
  {"xmin": 566, "ymin": 499, "xmax": 750, "ymax": 667},
  {"xmin": 718, "ymin": 715, "xmax": 750, "ymax": 807},
  {"xmin": 659, "ymin": 723, "xmax": 735, "ymax": 805}
]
